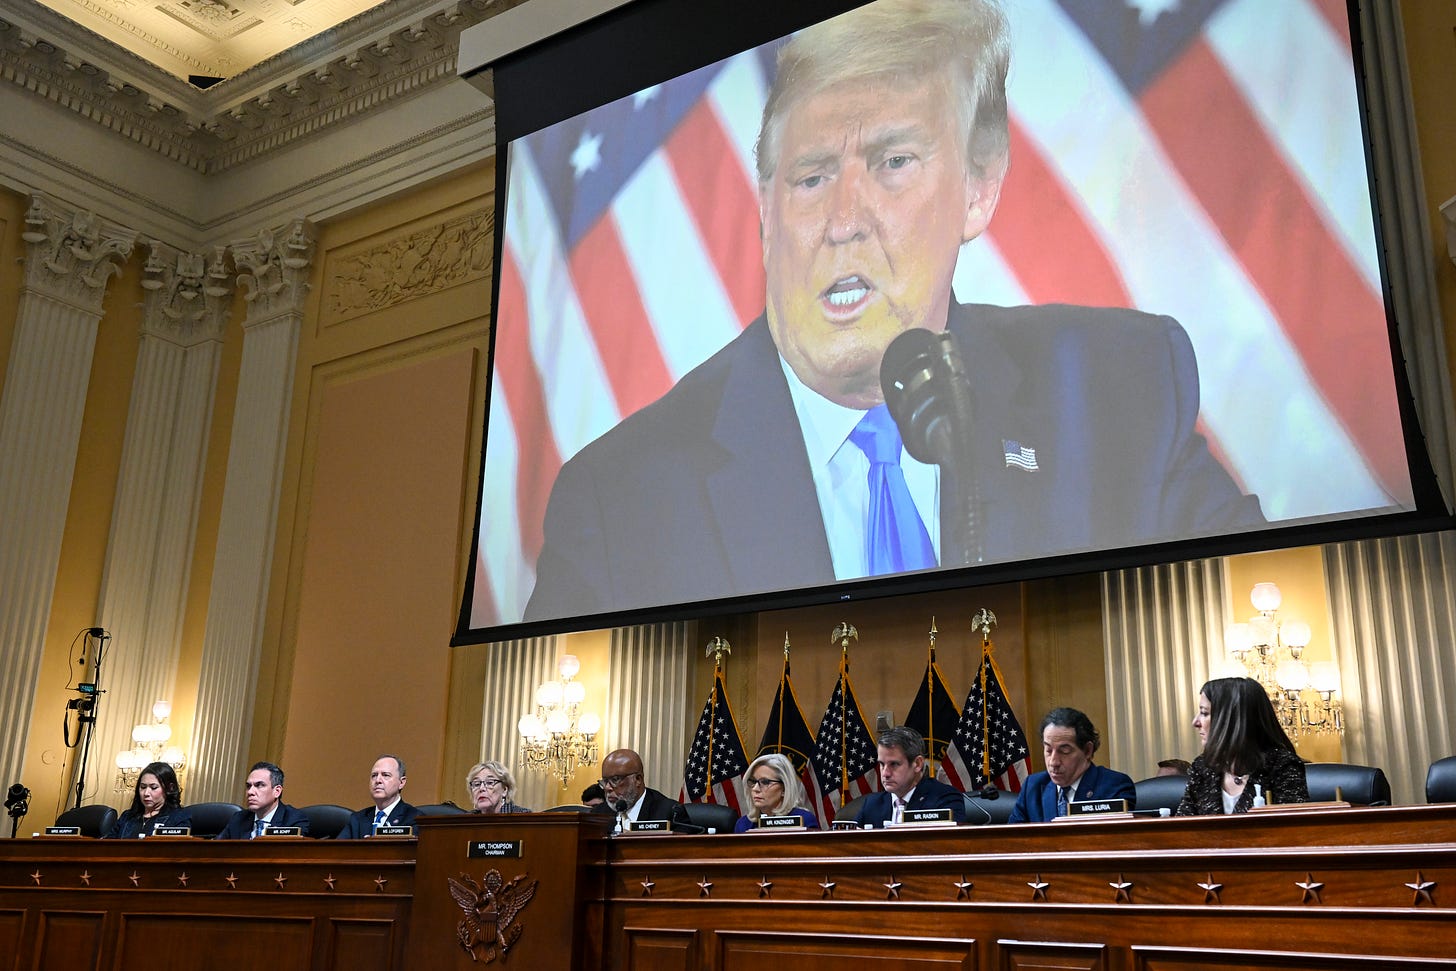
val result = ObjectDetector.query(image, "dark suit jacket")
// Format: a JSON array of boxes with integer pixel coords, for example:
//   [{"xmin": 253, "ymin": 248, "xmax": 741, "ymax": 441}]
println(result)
[
  {"xmin": 854, "ymin": 776, "xmax": 967, "ymax": 827},
  {"xmin": 590, "ymin": 787, "xmax": 691, "ymax": 831},
  {"xmin": 1175, "ymin": 748, "xmax": 1308, "ymax": 815},
  {"xmin": 214, "ymin": 802, "xmax": 311, "ymax": 840},
  {"xmin": 104, "ymin": 805, "xmax": 192, "ymax": 839},
  {"xmin": 334, "ymin": 800, "xmax": 421, "ymax": 839},
  {"xmin": 1007, "ymin": 764, "xmax": 1138, "ymax": 823},
  {"xmin": 526, "ymin": 305, "xmax": 1263, "ymax": 621}
]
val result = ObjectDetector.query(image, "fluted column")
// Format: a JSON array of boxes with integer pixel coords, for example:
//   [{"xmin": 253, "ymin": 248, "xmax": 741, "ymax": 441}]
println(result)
[
  {"xmin": 80, "ymin": 242, "xmax": 232, "ymax": 805},
  {"xmin": 0, "ymin": 194, "xmax": 134, "ymax": 793},
  {"xmin": 187, "ymin": 221, "xmax": 314, "ymax": 802}
]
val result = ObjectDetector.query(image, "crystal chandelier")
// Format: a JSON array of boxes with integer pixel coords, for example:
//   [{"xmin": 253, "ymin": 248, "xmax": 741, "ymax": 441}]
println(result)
[
  {"xmin": 518, "ymin": 655, "xmax": 601, "ymax": 788},
  {"xmin": 114, "ymin": 700, "xmax": 187, "ymax": 792},
  {"xmin": 1223, "ymin": 582, "xmax": 1343, "ymax": 740}
]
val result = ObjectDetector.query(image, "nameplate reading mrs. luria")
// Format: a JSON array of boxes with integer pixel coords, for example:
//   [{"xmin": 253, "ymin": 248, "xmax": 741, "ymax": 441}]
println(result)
[
  {"xmin": 758, "ymin": 814, "xmax": 805, "ymax": 829},
  {"xmin": 625, "ymin": 819, "xmax": 670, "ymax": 833},
  {"xmin": 468, "ymin": 840, "xmax": 523, "ymax": 859},
  {"xmin": 1069, "ymin": 798, "xmax": 1129, "ymax": 815}
]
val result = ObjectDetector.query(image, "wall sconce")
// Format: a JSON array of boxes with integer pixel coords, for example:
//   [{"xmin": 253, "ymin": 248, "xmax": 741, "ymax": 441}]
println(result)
[
  {"xmin": 114, "ymin": 700, "xmax": 186, "ymax": 792},
  {"xmin": 518, "ymin": 655, "xmax": 601, "ymax": 788},
  {"xmin": 1224, "ymin": 582, "xmax": 1343, "ymax": 740}
]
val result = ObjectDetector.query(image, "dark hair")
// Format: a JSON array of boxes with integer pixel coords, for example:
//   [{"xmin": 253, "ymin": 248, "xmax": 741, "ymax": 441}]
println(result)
[
  {"xmin": 1157, "ymin": 758, "xmax": 1192, "ymax": 775},
  {"xmin": 376, "ymin": 754, "xmax": 406, "ymax": 777},
  {"xmin": 131, "ymin": 762, "xmax": 183, "ymax": 816},
  {"xmin": 1199, "ymin": 677, "xmax": 1296, "ymax": 776},
  {"xmin": 250, "ymin": 761, "xmax": 285, "ymax": 788},
  {"xmin": 1040, "ymin": 707, "xmax": 1100, "ymax": 753},
  {"xmin": 877, "ymin": 726, "xmax": 926, "ymax": 762},
  {"xmin": 581, "ymin": 783, "xmax": 605, "ymax": 803}
]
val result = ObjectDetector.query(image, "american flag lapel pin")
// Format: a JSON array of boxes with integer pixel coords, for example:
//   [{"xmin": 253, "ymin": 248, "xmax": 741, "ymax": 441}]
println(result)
[{"xmin": 1002, "ymin": 440, "xmax": 1039, "ymax": 471}]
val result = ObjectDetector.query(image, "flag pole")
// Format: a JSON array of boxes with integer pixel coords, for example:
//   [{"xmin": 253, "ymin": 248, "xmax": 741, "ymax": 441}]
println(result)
[
  {"xmin": 832, "ymin": 621, "xmax": 858, "ymax": 811},
  {"xmin": 778, "ymin": 632, "xmax": 790, "ymax": 751},
  {"xmin": 972, "ymin": 608, "xmax": 997, "ymax": 786},
  {"xmin": 704, "ymin": 636, "xmax": 731, "ymax": 779},
  {"xmin": 926, "ymin": 618, "xmax": 938, "ymax": 777}
]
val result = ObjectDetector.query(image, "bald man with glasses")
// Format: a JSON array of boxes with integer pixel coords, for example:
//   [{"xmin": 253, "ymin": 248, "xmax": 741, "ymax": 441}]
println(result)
[{"xmin": 589, "ymin": 748, "xmax": 691, "ymax": 833}]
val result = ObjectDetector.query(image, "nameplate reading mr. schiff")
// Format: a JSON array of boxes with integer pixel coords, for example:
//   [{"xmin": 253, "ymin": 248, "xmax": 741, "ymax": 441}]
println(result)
[
  {"xmin": 468, "ymin": 840, "xmax": 522, "ymax": 859},
  {"xmin": 261, "ymin": 825, "xmax": 303, "ymax": 837}
]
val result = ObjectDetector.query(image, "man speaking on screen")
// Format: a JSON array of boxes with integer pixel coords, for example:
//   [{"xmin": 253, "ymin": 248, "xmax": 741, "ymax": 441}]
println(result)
[{"xmin": 524, "ymin": 0, "xmax": 1262, "ymax": 621}]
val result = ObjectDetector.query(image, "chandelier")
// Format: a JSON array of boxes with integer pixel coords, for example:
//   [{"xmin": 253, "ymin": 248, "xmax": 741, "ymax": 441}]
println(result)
[
  {"xmin": 518, "ymin": 655, "xmax": 601, "ymax": 788},
  {"xmin": 114, "ymin": 700, "xmax": 187, "ymax": 792},
  {"xmin": 1223, "ymin": 582, "xmax": 1343, "ymax": 740}
]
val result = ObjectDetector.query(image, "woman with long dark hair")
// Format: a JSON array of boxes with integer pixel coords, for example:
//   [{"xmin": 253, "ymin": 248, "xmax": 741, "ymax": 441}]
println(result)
[
  {"xmin": 1175, "ymin": 677, "xmax": 1309, "ymax": 815},
  {"xmin": 105, "ymin": 761, "xmax": 191, "ymax": 838}
]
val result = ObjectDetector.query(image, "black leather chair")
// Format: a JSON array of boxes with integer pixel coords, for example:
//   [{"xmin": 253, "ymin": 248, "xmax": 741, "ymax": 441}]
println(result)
[
  {"xmin": 414, "ymin": 802, "xmax": 469, "ymax": 816},
  {"xmin": 1425, "ymin": 756, "xmax": 1456, "ymax": 803},
  {"xmin": 682, "ymin": 801, "xmax": 737, "ymax": 833},
  {"xmin": 1134, "ymin": 775, "xmax": 1189, "ymax": 815},
  {"xmin": 544, "ymin": 804, "xmax": 591, "ymax": 812},
  {"xmin": 834, "ymin": 794, "xmax": 868, "ymax": 822},
  {"xmin": 964, "ymin": 790, "xmax": 1015, "ymax": 824},
  {"xmin": 1305, "ymin": 762, "xmax": 1391, "ymax": 806},
  {"xmin": 186, "ymin": 801, "xmax": 242, "ymax": 838},
  {"xmin": 299, "ymin": 803, "xmax": 353, "ymax": 839},
  {"xmin": 54, "ymin": 804, "xmax": 118, "ymax": 838}
]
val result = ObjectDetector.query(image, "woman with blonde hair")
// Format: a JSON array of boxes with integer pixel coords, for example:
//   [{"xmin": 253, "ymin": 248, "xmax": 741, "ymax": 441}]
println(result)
[
  {"xmin": 734, "ymin": 753, "xmax": 818, "ymax": 832},
  {"xmin": 466, "ymin": 760, "xmax": 530, "ymax": 814}
]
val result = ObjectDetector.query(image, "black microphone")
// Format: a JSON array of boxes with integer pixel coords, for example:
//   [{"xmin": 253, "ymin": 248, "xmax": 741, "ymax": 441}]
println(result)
[
  {"xmin": 608, "ymin": 795, "xmax": 630, "ymax": 814},
  {"xmin": 978, "ymin": 785, "xmax": 1000, "ymax": 801}
]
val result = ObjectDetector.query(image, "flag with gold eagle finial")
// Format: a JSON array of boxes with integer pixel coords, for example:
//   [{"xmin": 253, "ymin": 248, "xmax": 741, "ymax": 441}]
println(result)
[{"xmin": 680, "ymin": 665, "xmax": 749, "ymax": 815}]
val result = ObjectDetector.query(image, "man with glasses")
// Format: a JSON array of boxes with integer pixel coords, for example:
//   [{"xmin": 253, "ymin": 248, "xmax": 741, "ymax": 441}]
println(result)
[
  {"xmin": 589, "ymin": 748, "xmax": 690, "ymax": 833},
  {"xmin": 216, "ymin": 761, "xmax": 311, "ymax": 839},
  {"xmin": 335, "ymin": 755, "xmax": 420, "ymax": 838}
]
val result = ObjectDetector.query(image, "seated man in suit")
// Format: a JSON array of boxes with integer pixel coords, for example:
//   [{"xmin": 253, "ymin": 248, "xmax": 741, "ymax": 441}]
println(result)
[
  {"xmin": 216, "ymin": 761, "xmax": 311, "ymax": 839},
  {"xmin": 589, "ymin": 748, "xmax": 690, "ymax": 833},
  {"xmin": 335, "ymin": 755, "xmax": 420, "ymax": 838},
  {"xmin": 855, "ymin": 726, "xmax": 966, "ymax": 827},
  {"xmin": 1008, "ymin": 708, "xmax": 1136, "ymax": 823}
]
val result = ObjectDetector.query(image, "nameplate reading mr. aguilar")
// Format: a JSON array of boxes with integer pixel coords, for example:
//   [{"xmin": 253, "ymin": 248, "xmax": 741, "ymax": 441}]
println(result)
[
  {"xmin": 151, "ymin": 826, "xmax": 191, "ymax": 837},
  {"xmin": 468, "ymin": 839, "xmax": 523, "ymax": 859}
]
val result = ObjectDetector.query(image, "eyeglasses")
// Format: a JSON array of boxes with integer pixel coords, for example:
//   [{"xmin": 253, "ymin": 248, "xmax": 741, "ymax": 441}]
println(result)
[
  {"xmin": 468, "ymin": 778, "xmax": 502, "ymax": 791},
  {"xmin": 747, "ymin": 777, "xmax": 783, "ymax": 789},
  {"xmin": 599, "ymin": 773, "xmax": 639, "ymax": 790}
]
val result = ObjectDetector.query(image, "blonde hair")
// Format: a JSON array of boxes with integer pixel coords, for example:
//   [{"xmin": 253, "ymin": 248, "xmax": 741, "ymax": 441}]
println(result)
[
  {"xmin": 466, "ymin": 760, "xmax": 516, "ymax": 797},
  {"xmin": 755, "ymin": 0, "xmax": 1010, "ymax": 184},
  {"xmin": 745, "ymin": 753, "xmax": 808, "ymax": 822}
]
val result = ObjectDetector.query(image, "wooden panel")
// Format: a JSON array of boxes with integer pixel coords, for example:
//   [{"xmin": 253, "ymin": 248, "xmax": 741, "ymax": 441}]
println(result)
[
  {"xmin": 717, "ymin": 930, "xmax": 974, "ymax": 970},
  {"xmin": 1133, "ymin": 946, "xmax": 1456, "ymax": 971},
  {"xmin": 998, "ymin": 939, "xmax": 1106, "ymax": 971},
  {"xmin": 34, "ymin": 911, "xmax": 104, "ymax": 971},
  {"xmin": 624, "ymin": 927, "xmax": 697, "ymax": 971},
  {"xmin": 328, "ymin": 918, "xmax": 399, "ymax": 971},
  {"xmin": 0, "ymin": 908, "xmax": 23, "ymax": 971},
  {"xmin": 116, "ymin": 914, "xmax": 315, "ymax": 970}
]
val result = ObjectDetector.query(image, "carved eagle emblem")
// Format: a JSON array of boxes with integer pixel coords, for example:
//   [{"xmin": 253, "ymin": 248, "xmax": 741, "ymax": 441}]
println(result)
[{"xmin": 447, "ymin": 869, "xmax": 539, "ymax": 963}]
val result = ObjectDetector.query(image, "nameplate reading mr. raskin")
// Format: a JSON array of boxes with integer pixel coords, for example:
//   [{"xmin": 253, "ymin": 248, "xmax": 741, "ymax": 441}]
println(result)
[
  {"xmin": 468, "ymin": 840, "xmax": 523, "ymax": 859},
  {"xmin": 1070, "ymin": 799, "xmax": 1129, "ymax": 815},
  {"xmin": 758, "ymin": 814, "xmax": 805, "ymax": 829},
  {"xmin": 902, "ymin": 808, "xmax": 954, "ymax": 824}
]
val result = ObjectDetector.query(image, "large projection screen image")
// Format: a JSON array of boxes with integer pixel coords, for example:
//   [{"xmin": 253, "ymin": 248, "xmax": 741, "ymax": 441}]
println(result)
[{"xmin": 463, "ymin": 0, "xmax": 1420, "ymax": 638}]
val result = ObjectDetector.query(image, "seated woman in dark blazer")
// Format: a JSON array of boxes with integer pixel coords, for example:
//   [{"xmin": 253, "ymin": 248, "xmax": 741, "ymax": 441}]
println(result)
[
  {"xmin": 106, "ymin": 762, "xmax": 191, "ymax": 838},
  {"xmin": 1175, "ymin": 677, "xmax": 1309, "ymax": 815},
  {"xmin": 734, "ymin": 753, "xmax": 819, "ymax": 832}
]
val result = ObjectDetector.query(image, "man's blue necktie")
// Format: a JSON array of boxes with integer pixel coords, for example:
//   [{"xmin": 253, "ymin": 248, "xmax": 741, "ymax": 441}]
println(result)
[
  {"xmin": 252, "ymin": 818, "xmax": 266, "ymax": 839},
  {"xmin": 374, "ymin": 808, "xmax": 387, "ymax": 830},
  {"xmin": 848, "ymin": 405, "xmax": 936, "ymax": 574}
]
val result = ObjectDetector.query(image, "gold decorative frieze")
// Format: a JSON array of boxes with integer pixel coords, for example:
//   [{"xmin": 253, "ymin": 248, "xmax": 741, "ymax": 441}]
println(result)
[{"xmin": 324, "ymin": 209, "xmax": 491, "ymax": 322}]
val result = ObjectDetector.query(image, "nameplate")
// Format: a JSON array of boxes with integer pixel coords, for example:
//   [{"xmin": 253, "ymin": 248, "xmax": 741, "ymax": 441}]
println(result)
[
  {"xmin": 374, "ymin": 825, "xmax": 413, "ymax": 837},
  {"xmin": 829, "ymin": 819, "xmax": 861, "ymax": 831},
  {"xmin": 901, "ymin": 808, "xmax": 954, "ymax": 825},
  {"xmin": 261, "ymin": 826, "xmax": 303, "ymax": 837},
  {"xmin": 758, "ymin": 814, "xmax": 804, "ymax": 829},
  {"xmin": 624, "ymin": 819, "xmax": 670, "ymax": 833},
  {"xmin": 1070, "ymin": 798, "xmax": 1129, "ymax": 815},
  {"xmin": 43, "ymin": 826, "xmax": 80, "ymax": 836},
  {"xmin": 468, "ymin": 839, "xmax": 522, "ymax": 858},
  {"xmin": 151, "ymin": 826, "xmax": 191, "ymax": 837}
]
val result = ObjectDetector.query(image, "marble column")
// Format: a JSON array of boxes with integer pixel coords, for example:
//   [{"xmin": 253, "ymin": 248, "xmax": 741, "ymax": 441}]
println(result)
[
  {"xmin": 0, "ymin": 194, "xmax": 133, "ymax": 795},
  {"xmin": 187, "ymin": 221, "xmax": 314, "ymax": 802},
  {"xmin": 80, "ymin": 242, "xmax": 232, "ymax": 805}
]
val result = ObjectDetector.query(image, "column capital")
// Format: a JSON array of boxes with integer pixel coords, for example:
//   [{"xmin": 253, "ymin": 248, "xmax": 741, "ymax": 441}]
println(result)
[
  {"xmin": 21, "ymin": 194, "xmax": 136, "ymax": 312},
  {"xmin": 139, "ymin": 241, "xmax": 233, "ymax": 345},
  {"xmin": 231, "ymin": 219, "xmax": 316, "ymax": 325}
]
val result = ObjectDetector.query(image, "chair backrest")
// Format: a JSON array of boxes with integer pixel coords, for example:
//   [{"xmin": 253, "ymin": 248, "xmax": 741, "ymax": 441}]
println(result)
[
  {"xmin": 544, "ymin": 804, "xmax": 592, "ymax": 812},
  {"xmin": 187, "ymin": 802, "xmax": 242, "ymax": 838},
  {"xmin": 964, "ymin": 790, "xmax": 1016, "ymax": 824},
  {"xmin": 54, "ymin": 803, "xmax": 118, "ymax": 838},
  {"xmin": 682, "ymin": 801, "xmax": 737, "ymax": 834},
  {"xmin": 1304, "ymin": 762, "xmax": 1392, "ymax": 806},
  {"xmin": 1425, "ymin": 756, "xmax": 1456, "ymax": 804},
  {"xmin": 414, "ymin": 802, "xmax": 470, "ymax": 816},
  {"xmin": 1134, "ymin": 775, "xmax": 1189, "ymax": 815},
  {"xmin": 299, "ymin": 804, "xmax": 354, "ymax": 839}
]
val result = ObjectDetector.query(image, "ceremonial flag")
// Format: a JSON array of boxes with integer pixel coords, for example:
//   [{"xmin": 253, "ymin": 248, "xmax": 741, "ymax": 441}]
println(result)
[
  {"xmin": 941, "ymin": 636, "xmax": 1032, "ymax": 793},
  {"xmin": 904, "ymin": 629, "xmax": 962, "ymax": 776},
  {"xmin": 680, "ymin": 666, "xmax": 750, "ymax": 816},
  {"xmin": 809, "ymin": 651, "xmax": 881, "ymax": 823},
  {"xmin": 756, "ymin": 639, "xmax": 828, "ymax": 828},
  {"xmin": 476, "ymin": 0, "xmax": 1400, "ymax": 628}
]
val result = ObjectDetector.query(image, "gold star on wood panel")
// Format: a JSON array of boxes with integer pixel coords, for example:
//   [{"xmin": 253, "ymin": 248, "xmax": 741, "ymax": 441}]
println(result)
[
  {"xmin": 1027, "ymin": 874, "xmax": 1050, "ymax": 902},
  {"xmin": 225, "ymin": 872, "xmax": 238, "ymax": 889},
  {"xmin": 274, "ymin": 872, "xmax": 288, "ymax": 889},
  {"xmin": 128, "ymin": 871, "xmax": 141, "ymax": 887},
  {"xmin": 78, "ymin": 871, "xmax": 91, "ymax": 886},
  {"xmin": 1198, "ymin": 874, "xmax": 1222, "ymax": 905},
  {"xmin": 883, "ymin": 876, "xmax": 903, "ymax": 900},
  {"xmin": 696, "ymin": 876, "xmax": 713, "ymax": 898},
  {"xmin": 1405, "ymin": 872, "xmax": 1436, "ymax": 907},
  {"xmin": 757, "ymin": 876, "xmax": 772, "ymax": 898},
  {"xmin": 953, "ymin": 876, "xmax": 973, "ymax": 901},
  {"xmin": 323, "ymin": 874, "xmax": 337, "ymax": 891},
  {"xmin": 819, "ymin": 877, "xmax": 835, "ymax": 899},
  {"xmin": 639, "ymin": 876, "xmax": 654, "ymax": 897},
  {"xmin": 1296, "ymin": 873, "xmax": 1324, "ymax": 904},
  {"xmin": 374, "ymin": 875, "xmax": 388, "ymax": 892},
  {"xmin": 177, "ymin": 873, "xmax": 189, "ymax": 888},
  {"xmin": 30, "ymin": 870, "xmax": 42, "ymax": 885}
]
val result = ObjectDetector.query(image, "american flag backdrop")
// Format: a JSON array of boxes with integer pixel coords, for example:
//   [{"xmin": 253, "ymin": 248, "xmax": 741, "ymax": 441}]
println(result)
[
  {"xmin": 940, "ymin": 636, "xmax": 1033, "ymax": 793},
  {"xmin": 473, "ymin": 0, "xmax": 1410, "ymax": 629},
  {"xmin": 809, "ymin": 651, "xmax": 883, "ymax": 822},
  {"xmin": 756, "ymin": 647, "xmax": 829, "ymax": 828},
  {"xmin": 680, "ymin": 666, "xmax": 750, "ymax": 815}
]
